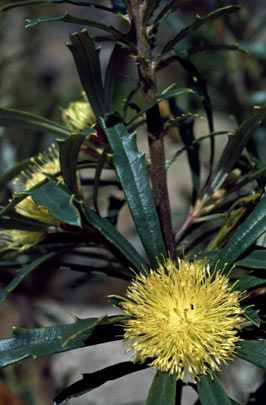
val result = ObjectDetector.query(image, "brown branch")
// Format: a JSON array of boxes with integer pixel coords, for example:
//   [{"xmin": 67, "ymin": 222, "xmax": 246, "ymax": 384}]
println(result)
[{"xmin": 129, "ymin": 0, "xmax": 174, "ymax": 257}]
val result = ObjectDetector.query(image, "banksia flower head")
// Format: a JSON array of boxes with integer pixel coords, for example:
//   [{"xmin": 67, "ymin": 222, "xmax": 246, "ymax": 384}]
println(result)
[
  {"xmin": 1, "ymin": 144, "xmax": 61, "ymax": 250},
  {"xmin": 62, "ymin": 91, "xmax": 96, "ymax": 132},
  {"xmin": 114, "ymin": 257, "xmax": 245, "ymax": 381},
  {"xmin": 62, "ymin": 92, "xmax": 108, "ymax": 162}
]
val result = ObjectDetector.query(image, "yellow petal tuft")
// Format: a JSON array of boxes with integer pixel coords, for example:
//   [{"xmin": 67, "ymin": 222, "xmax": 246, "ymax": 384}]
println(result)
[{"xmin": 117, "ymin": 257, "xmax": 245, "ymax": 381}]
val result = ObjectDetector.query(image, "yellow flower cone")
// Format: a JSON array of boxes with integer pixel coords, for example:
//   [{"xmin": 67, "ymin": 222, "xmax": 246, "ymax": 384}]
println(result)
[
  {"xmin": 112, "ymin": 258, "xmax": 246, "ymax": 381},
  {"xmin": 1, "ymin": 144, "xmax": 61, "ymax": 250},
  {"xmin": 62, "ymin": 91, "xmax": 96, "ymax": 131}
]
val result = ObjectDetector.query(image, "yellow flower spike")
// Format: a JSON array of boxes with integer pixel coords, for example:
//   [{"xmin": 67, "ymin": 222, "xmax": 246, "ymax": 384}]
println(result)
[
  {"xmin": 1, "ymin": 145, "xmax": 61, "ymax": 250},
  {"xmin": 62, "ymin": 91, "xmax": 96, "ymax": 131},
  {"xmin": 114, "ymin": 257, "xmax": 246, "ymax": 381}
]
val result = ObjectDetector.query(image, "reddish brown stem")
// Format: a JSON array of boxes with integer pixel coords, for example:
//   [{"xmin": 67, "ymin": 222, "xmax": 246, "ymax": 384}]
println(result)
[{"xmin": 129, "ymin": 0, "xmax": 174, "ymax": 257}]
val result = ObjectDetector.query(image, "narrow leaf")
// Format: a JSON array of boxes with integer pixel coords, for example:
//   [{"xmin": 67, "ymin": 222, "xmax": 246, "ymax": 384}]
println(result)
[
  {"xmin": 57, "ymin": 134, "xmax": 92, "ymax": 195},
  {"xmin": 143, "ymin": 0, "xmax": 160, "ymax": 26},
  {"xmin": 161, "ymin": 5, "xmax": 241, "ymax": 56},
  {"xmin": 0, "ymin": 315, "xmax": 123, "ymax": 368},
  {"xmin": 0, "ymin": 252, "xmax": 57, "ymax": 305},
  {"xmin": 146, "ymin": 371, "xmax": 176, "ymax": 405},
  {"xmin": 234, "ymin": 275, "xmax": 266, "ymax": 292},
  {"xmin": 26, "ymin": 12, "xmax": 126, "ymax": 42},
  {"xmin": 205, "ymin": 106, "xmax": 266, "ymax": 198},
  {"xmin": 244, "ymin": 307, "xmax": 260, "ymax": 327},
  {"xmin": 104, "ymin": 43, "xmax": 128, "ymax": 107},
  {"xmin": 67, "ymin": 29, "xmax": 108, "ymax": 120},
  {"xmin": 102, "ymin": 115, "xmax": 167, "ymax": 266},
  {"xmin": 0, "ymin": 0, "xmax": 114, "ymax": 12},
  {"xmin": 235, "ymin": 249, "xmax": 266, "ymax": 269},
  {"xmin": 0, "ymin": 108, "xmax": 71, "ymax": 138},
  {"xmin": 29, "ymin": 179, "xmax": 81, "ymax": 226},
  {"xmin": 0, "ymin": 211, "xmax": 50, "ymax": 232},
  {"xmin": 197, "ymin": 373, "xmax": 232, "ymax": 405},
  {"xmin": 53, "ymin": 361, "xmax": 148, "ymax": 404},
  {"xmin": 216, "ymin": 193, "xmax": 266, "ymax": 268},
  {"xmin": 169, "ymin": 101, "xmax": 200, "ymax": 203},
  {"xmin": 236, "ymin": 340, "xmax": 266, "ymax": 369},
  {"xmin": 127, "ymin": 87, "xmax": 194, "ymax": 125},
  {"xmin": 82, "ymin": 205, "xmax": 148, "ymax": 274},
  {"xmin": 187, "ymin": 43, "xmax": 248, "ymax": 56}
]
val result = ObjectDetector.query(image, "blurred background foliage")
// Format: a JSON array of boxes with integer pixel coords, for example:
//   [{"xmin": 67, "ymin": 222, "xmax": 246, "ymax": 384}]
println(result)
[{"xmin": 1, "ymin": 0, "xmax": 266, "ymax": 404}]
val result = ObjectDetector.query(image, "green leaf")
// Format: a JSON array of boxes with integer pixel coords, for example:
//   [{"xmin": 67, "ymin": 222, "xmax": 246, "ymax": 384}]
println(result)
[
  {"xmin": 104, "ymin": 43, "xmax": 128, "ymax": 107},
  {"xmin": 0, "ymin": 0, "xmax": 115, "ymax": 12},
  {"xmin": 57, "ymin": 134, "xmax": 91, "ymax": 196},
  {"xmin": 143, "ymin": 0, "xmax": 160, "ymax": 26},
  {"xmin": 82, "ymin": 205, "xmax": 148, "ymax": 274},
  {"xmin": 102, "ymin": 115, "xmax": 167, "ymax": 267},
  {"xmin": 146, "ymin": 371, "xmax": 176, "ymax": 405},
  {"xmin": 60, "ymin": 261, "xmax": 131, "ymax": 281},
  {"xmin": 0, "ymin": 211, "xmax": 50, "ymax": 232},
  {"xmin": 186, "ymin": 43, "xmax": 248, "ymax": 57},
  {"xmin": 244, "ymin": 307, "xmax": 260, "ymax": 327},
  {"xmin": 26, "ymin": 12, "xmax": 126, "ymax": 43},
  {"xmin": 67, "ymin": 29, "xmax": 108, "ymax": 120},
  {"xmin": 215, "ymin": 193, "xmax": 266, "ymax": 269},
  {"xmin": 161, "ymin": 5, "xmax": 241, "ymax": 56},
  {"xmin": 153, "ymin": 0, "xmax": 186, "ymax": 27},
  {"xmin": 127, "ymin": 87, "xmax": 194, "ymax": 125},
  {"xmin": 236, "ymin": 340, "xmax": 266, "ymax": 369},
  {"xmin": 197, "ymin": 373, "xmax": 232, "ymax": 405},
  {"xmin": 28, "ymin": 179, "xmax": 81, "ymax": 226},
  {"xmin": 53, "ymin": 361, "xmax": 148, "ymax": 405},
  {"xmin": 234, "ymin": 275, "xmax": 266, "ymax": 292},
  {"xmin": 205, "ymin": 106, "xmax": 266, "ymax": 198},
  {"xmin": 0, "ymin": 108, "xmax": 71, "ymax": 138},
  {"xmin": 0, "ymin": 315, "xmax": 123, "ymax": 368},
  {"xmin": 235, "ymin": 249, "xmax": 266, "ymax": 269},
  {"xmin": 168, "ymin": 101, "xmax": 200, "ymax": 203},
  {"xmin": 0, "ymin": 252, "xmax": 57, "ymax": 305}
]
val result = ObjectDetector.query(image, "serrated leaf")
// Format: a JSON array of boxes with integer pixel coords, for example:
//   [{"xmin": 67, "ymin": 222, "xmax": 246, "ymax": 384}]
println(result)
[
  {"xmin": 82, "ymin": 205, "xmax": 148, "ymax": 274},
  {"xmin": 197, "ymin": 373, "xmax": 232, "ymax": 405},
  {"xmin": 53, "ymin": 361, "xmax": 148, "ymax": 404},
  {"xmin": 28, "ymin": 179, "xmax": 81, "ymax": 226},
  {"xmin": 146, "ymin": 371, "xmax": 176, "ymax": 405},
  {"xmin": 161, "ymin": 5, "xmax": 241, "ymax": 56},
  {"xmin": 236, "ymin": 340, "xmax": 266, "ymax": 369},
  {"xmin": 234, "ymin": 275, "xmax": 266, "ymax": 292},
  {"xmin": 244, "ymin": 307, "xmax": 260, "ymax": 327},
  {"xmin": 127, "ymin": 87, "xmax": 194, "ymax": 125},
  {"xmin": 0, "ymin": 315, "xmax": 123, "ymax": 368},
  {"xmin": 0, "ymin": 252, "xmax": 57, "ymax": 305},
  {"xmin": 0, "ymin": 108, "xmax": 71, "ymax": 138},
  {"xmin": 101, "ymin": 115, "xmax": 167, "ymax": 267},
  {"xmin": 57, "ymin": 134, "xmax": 91, "ymax": 196},
  {"xmin": 67, "ymin": 29, "xmax": 108, "ymax": 120},
  {"xmin": 215, "ymin": 193, "xmax": 266, "ymax": 269},
  {"xmin": 235, "ymin": 249, "xmax": 266, "ymax": 269}
]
